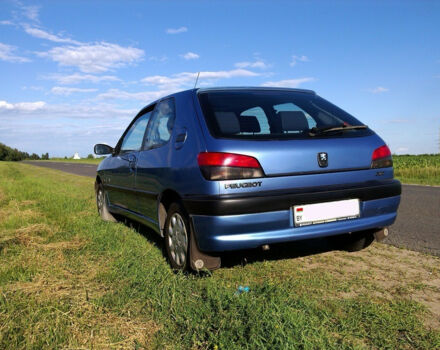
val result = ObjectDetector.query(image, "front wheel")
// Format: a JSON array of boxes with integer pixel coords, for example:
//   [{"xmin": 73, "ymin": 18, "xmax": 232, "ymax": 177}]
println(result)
[
  {"xmin": 164, "ymin": 203, "xmax": 190, "ymax": 271},
  {"xmin": 96, "ymin": 183, "xmax": 116, "ymax": 222}
]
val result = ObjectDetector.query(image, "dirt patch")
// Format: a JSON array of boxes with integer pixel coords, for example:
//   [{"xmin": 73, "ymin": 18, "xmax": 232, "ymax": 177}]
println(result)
[
  {"xmin": 15, "ymin": 222, "xmax": 57, "ymax": 237},
  {"xmin": 297, "ymin": 243, "xmax": 440, "ymax": 328},
  {"xmin": 0, "ymin": 199, "xmax": 41, "ymax": 221},
  {"xmin": 38, "ymin": 236, "xmax": 86, "ymax": 250}
]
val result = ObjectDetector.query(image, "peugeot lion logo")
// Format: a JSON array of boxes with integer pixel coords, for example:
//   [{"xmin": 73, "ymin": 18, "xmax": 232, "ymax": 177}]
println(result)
[{"xmin": 318, "ymin": 152, "xmax": 328, "ymax": 167}]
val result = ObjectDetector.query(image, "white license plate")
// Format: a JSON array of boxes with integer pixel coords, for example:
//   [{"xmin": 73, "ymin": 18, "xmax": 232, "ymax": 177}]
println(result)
[{"xmin": 293, "ymin": 199, "xmax": 360, "ymax": 227}]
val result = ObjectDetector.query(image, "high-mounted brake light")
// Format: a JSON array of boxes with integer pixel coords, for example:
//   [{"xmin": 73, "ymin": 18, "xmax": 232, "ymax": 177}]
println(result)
[
  {"xmin": 371, "ymin": 145, "xmax": 393, "ymax": 169},
  {"xmin": 197, "ymin": 152, "xmax": 264, "ymax": 180}
]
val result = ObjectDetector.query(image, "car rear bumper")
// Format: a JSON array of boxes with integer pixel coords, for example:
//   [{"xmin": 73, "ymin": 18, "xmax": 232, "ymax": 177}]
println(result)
[{"xmin": 185, "ymin": 180, "xmax": 401, "ymax": 252}]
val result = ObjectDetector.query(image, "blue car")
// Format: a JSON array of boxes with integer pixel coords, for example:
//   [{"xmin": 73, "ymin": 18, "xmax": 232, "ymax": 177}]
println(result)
[{"xmin": 94, "ymin": 87, "xmax": 401, "ymax": 270}]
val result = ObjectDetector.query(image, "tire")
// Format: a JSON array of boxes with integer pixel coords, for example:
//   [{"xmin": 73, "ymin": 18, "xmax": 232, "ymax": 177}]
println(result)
[
  {"xmin": 96, "ymin": 183, "xmax": 117, "ymax": 222},
  {"xmin": 343, "ymin": 230, "xmax": 375, "ymax": 252},
  {"xmin": 164, "ymin": 202, "xmax": 190, "ymax": 271}
]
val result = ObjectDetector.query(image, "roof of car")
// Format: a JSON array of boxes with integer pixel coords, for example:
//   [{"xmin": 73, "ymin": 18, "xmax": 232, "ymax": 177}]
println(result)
[
  {"xmin": 194, "ymin": 86, "xmax": 316, "ymax": 94},
  {"xmin": 138, "ymin": 87, "xmax": 317, "ymax": 114}
]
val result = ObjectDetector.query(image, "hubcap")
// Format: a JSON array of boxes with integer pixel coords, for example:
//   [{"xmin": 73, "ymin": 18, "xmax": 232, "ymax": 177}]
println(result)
[
  {"xmin": 97, "ymin": 189, "xmax": 104, "ymax": 215},
  {"xmin": 167, "ymin": 213, "xmax": 188, "ymax": 267}
]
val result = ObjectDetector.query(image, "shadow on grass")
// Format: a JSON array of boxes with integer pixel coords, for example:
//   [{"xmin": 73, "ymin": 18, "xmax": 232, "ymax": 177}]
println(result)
[
  {"xmin": 221, "ymin": 236, "xmax": 342, "ymax": 268},
  {"xmin": 116, "ymin": 215, "xmax": 346, "ymax": 271}
]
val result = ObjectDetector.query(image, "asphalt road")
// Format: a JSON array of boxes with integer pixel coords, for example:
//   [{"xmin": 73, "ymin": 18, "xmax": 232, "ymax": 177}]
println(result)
[
  {"xmin": 23, "ymin": 161, "xmax": 98, "ymax": 177},
  {"xmin": 23, "ymin": 161, "xmax": 440, "ymax": 257}
]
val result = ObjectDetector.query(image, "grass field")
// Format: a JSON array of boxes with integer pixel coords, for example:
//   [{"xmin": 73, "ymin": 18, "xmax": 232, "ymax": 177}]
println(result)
[
  {"xmin": 39, "ymin": 157, "xmax": 104, "ymax": 164},
  {"xmin": 0, "ymin": 162, "xmax": 439, "ymax": 349},
  {"xmin": 393, "ymin": 154, "xmax": 440, "ymax": 186}
]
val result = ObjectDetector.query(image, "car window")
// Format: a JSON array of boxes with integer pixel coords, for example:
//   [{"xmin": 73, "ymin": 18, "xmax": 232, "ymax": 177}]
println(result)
[
  {"xmin": 120, "ymin": 111, "xmax": 152, "ymax": 153},
  {"xmin": 273, "ymin": 103, "xmax": 317, "ymax": 129},
  {"xmin": 240, "ymin": 107, "xmax": 270, "ymax": 135},
  {"xmin": 144, "ymin": 98, "xmax": 176, "ymax": 149},
  {"xmin": 198, "ymin": 90, "xmax": 371, "ymax": 140}
]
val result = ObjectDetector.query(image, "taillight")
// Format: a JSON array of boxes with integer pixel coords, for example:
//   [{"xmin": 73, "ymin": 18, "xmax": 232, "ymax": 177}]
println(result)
[
  {"xmin": 197, "ymin": 152, "xmax": 264, "ymax": 180},
  {"xmin": 371, "ymin": 145, "xmax": 393, "ymax": 168}
]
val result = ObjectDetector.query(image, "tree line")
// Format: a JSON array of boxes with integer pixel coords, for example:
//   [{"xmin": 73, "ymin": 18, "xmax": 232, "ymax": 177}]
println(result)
[{"xmin": 0, "ymin": 143, "xmax": 48, "ymax": 161}]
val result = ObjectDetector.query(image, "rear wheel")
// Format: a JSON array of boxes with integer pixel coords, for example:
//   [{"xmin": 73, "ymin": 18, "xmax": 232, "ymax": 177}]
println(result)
[
  {"xmin": 343, "ymin": 230, "xmax": 375, "ymax": 252},
  {"xmin": 164, "ymin": 203, "xmax": 190, "ymax": 271},
  {"xmin": 96, "ymin": 183, "xmax": 116, "ymax": 222}
]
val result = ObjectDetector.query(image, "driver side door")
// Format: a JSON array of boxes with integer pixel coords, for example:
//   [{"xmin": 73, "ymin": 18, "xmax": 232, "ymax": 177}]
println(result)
[{"xmin": 106, "ymin": 108, "xmax": 153, "ymax": 211}]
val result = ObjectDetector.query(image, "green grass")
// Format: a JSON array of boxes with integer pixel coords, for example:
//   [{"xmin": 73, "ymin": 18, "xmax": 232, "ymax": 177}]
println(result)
[
  {"xmin": 29, "ymin": 157, "xmax": 104, "ymax": 164},
  {"xmin": 393, "ymin": 154, "xmax": 440, "ymax": 186},
  {"xmin": 1, "ymin": 162, "xmax": 439, "ymax": 349}
]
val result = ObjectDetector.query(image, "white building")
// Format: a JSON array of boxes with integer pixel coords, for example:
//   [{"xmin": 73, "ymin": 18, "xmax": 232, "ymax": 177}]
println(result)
[{"xmin": 73, "ymin": 152, "xmax": 81, "ymax": 159}]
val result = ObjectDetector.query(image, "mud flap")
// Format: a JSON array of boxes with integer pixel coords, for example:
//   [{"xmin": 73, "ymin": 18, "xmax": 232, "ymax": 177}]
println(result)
[{"xmin": 189, "ymin": 223, "xmax": 221, "ymax": 271}]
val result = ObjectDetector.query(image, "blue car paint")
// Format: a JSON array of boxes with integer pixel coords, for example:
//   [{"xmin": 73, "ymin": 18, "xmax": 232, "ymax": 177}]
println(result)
[
  {"xmin": 97, "ymin": 87, "xmax": 401, "ymax": 252},
  {"xmin": 191, "ymin": 196, "xmax": 400, "ymax": 252}
]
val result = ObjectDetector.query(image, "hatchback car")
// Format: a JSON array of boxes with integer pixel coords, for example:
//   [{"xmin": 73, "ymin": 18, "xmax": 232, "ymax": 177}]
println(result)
[{"xmin": 94, "ymin": 87, "xmax": 401, "ymax": 270}]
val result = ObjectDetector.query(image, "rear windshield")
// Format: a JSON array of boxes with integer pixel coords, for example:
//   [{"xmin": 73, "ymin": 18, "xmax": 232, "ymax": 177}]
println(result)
[{"xmin": 197, "ymin": 90, "xmax": 372, "ymax": 140}]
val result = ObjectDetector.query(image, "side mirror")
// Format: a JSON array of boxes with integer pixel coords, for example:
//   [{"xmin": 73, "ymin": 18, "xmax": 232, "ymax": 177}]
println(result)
[{"xmin": 94, "ymin": 144, "xmax": 114, "ymax": 155}]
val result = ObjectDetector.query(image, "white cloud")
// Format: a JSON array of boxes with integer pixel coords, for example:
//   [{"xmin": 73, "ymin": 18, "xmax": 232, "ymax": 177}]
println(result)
[
  {"xmin": 386, "ymin": 119, "xmax": 410, "ymax": 124},
  {"xmin": 368, "ymin": 86, "xmax": 389, "ymax": 94},
  {"xmin": 37, "ymin": 42, "xmax": 144, "ymax": 73},
  {"xmin": 0, "ymin": 100, "xmax": 46, "ymax": 112},
  {"xmin": 261, "ymin": 77, "xmax": 314, "ymax": 88},
  {"xmin": 235, "ymin": 60, "xmax": 269, "ymax": 69},
  {"xmin": 45, "ymin": 73, "xmax": 120, "ymax": 85},
  {"xmin": 21, "ymin": 4, "xmax": 40, "ymax": 21},
  {"xmin": 51, "ymin": 87, "xmax": 98, "ymax": 96},
  {"xmin": 290, "ymin": 55, "xmax": 309, "ymax": 67},
  {"xmin": 166, "ymin": 26, "xmax": 187, "ymax": 34},
  {"xmin": 0, "ymin": 42, "xmax": 30, "ymax": 63},
  {"xmin": 0, "ymin": 100, "xmax": 139, "ymax": 156},
  {"xmin": 24, "ymin": 26, "xmax": 80, "ymax": 44},
  {"xmin": 0, "ymin": 20, "xmax": 14, "ymax": 26},
  {"xmin": 148, "ymin": 55, "xmax": 168, "ymax": 62},
  {"xmin": 141, "ymin": 69, "xmax": 260, "ymax": 90},
  {"xmin": 181, "ymin": 52, "xmax": 199, "ymax": 60},
  {"xmin": 0, "ymin": 99, "xmax": 136, "ymax": 120},
  {"xmin": 97, "ymin": 89, "xmax": 172, "ymax": 102}
]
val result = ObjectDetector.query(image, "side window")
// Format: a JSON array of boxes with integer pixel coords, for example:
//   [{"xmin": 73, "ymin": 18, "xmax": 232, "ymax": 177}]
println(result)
[
  {"xmin": 144, "ymin": 98, "xmax": 176, "ymax": 149},
  {"xmin": 120, "ymin": 111, "xmax": 152, "ymax": 153}
]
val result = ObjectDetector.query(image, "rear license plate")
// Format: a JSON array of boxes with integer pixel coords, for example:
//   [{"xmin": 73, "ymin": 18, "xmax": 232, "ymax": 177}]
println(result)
[{"xmin": 293, "ymin": 199, "xmax": 360, "ymax": 227}]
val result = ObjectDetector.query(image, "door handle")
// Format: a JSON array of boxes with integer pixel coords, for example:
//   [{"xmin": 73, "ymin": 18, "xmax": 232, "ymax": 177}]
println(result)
[{"xmin": 128, "ymin": 154, "xmax": 136, "ymax": 170}]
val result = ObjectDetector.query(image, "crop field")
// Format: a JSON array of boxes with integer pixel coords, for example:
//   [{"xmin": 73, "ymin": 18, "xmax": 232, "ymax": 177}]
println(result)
[
  {"xmin": 0, "ymin": 162, "xmax": 439, "ymax": 349},
  {"xmin": 393, "ymin": 154, "xmax": 440, "ymax": 186}
]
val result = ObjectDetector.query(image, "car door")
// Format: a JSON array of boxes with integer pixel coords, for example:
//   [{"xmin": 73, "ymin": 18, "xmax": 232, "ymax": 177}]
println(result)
[
  {"xmin": 106, "ymin": 108, "xmax": 153, "ymax": 210},
  {"xmin": 135, "ymin": 98, "xmax": 177, "ymax": 221}
]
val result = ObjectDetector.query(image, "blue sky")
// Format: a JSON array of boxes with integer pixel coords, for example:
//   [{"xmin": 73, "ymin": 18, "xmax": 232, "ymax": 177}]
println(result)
[{"xmin": 0, "ymin": 0, "xmax": 439, "ymax": 157}]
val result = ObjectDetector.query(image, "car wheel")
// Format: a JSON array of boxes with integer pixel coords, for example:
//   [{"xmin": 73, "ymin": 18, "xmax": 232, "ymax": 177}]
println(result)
[
  {"xmin": 96, "ymin": 183, "xmax": 116, "ymax": 222},
  {"xmin": 343, "ymin": 230, "xmax": 375, "ymax": 252},
  {"xmin": 164, "ymin": 203, "xmax": 190, "ymax": 271}
]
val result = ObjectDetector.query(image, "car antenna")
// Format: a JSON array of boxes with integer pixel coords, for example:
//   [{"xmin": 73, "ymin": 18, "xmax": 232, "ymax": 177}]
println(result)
[{"xmin": 193, "ymin": 72, "xmax": 200, "ymax": 89}]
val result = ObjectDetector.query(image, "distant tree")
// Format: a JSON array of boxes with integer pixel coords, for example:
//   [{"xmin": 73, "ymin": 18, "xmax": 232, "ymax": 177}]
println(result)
[
  {"xmin": 87, "ymin": 154, "xmax": 94, "ymax": 159},
  {"xmin": 64, "ymin": 156, "xmax": 67, "ymax": 159},
  {"xmin": 0, "ymin": 143, "xmax": 29, "ymax": 161},
  {"xmin": 42, "ymin": 153, "xmax": 49, "ymax": 160},
  {"xmin": 29, "ymin": 153, "xmax": 40, "ymax": 160}
]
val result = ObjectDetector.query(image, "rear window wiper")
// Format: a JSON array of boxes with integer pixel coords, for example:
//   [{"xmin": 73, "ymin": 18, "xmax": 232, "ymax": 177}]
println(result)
[{"xmin": 309, "ymin": 124, "xmax": 368, "ymax": 136}]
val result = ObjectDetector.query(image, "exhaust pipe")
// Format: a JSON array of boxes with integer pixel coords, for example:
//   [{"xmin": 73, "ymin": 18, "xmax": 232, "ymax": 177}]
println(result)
[{"xmin": 374, "ymin": 227, "xmax": 389, "ymax": 242}]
